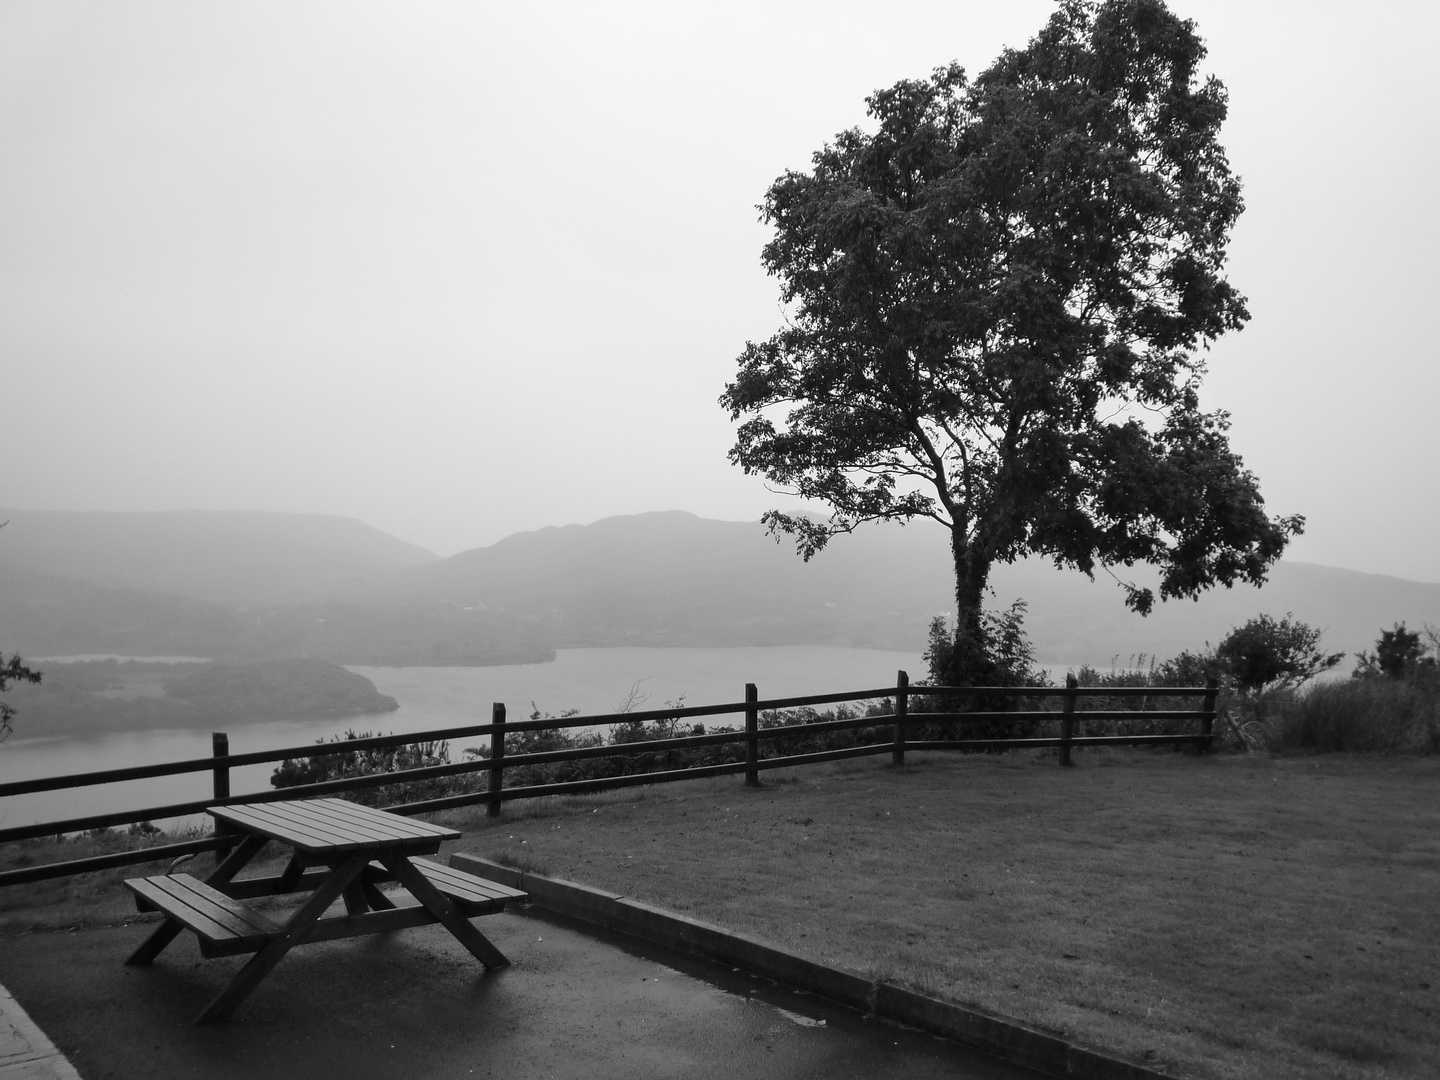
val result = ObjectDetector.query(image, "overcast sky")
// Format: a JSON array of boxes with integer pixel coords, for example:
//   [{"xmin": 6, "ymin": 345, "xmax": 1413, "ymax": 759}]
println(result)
[{"xmin": 3, "ymin": 1, "xmax": 1437, "ymax": 581}]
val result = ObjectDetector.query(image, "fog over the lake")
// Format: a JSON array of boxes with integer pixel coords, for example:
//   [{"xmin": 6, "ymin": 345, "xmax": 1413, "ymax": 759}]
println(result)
[{"xmin": 2, "ymin": 1, "xmax": 1437, "ymax": 582}]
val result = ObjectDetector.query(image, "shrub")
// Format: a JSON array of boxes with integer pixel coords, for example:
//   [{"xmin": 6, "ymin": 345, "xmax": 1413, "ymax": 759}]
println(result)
[
  {"xmin": 919, "ymin": 601, "xmax": 1052, "ymax": 740},
  {"xmin": 1214, "ymin": 614, "xmax": 1343, "ymax": 696},
  {"xmin": 1354, "ymin": 622, "xmax": 1438, "ymax": 680},
  {"xmin": 270, "ymin": 729, "xmax": 465, "ymax": 807},
  {"xmin": 1267, "ymin": 678, "xmax": 1440, "ymax": 753},
  {"xmin": 1073, "ymin": 655, "xmax": 1226, "ymax": 741}
]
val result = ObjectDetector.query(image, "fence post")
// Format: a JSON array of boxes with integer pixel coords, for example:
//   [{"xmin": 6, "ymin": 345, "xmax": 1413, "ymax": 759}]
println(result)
[
  {"xmin": 892, "ymin": 670, "xmax": 908, "ymax": 766},
  {"xmin": 1059, "ymin": 674, "xmax": 1078, "ymax": 767},
  {"xmin": 744, "ymin": 683, "xmax": 759, "ymax": 787},
  {"xmin": 212, "ymin": 732, "xmax": 233, "ymax": 864},
  {"xmin": 1200, "ymin": 676, "xmax": 1220, "ymax": 750},
  {"xmin": 487, "ymin": 703, "xmax": 506, "ymax": 817}
]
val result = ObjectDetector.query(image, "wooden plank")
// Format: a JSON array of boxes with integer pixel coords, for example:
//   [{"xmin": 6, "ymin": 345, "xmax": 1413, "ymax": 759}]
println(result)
[
  {"xmin": 210, "ymin": 803, "xmax": 349, "ymax": 851},
  {"xmin": 194, "ymin": 850, "xmax": 371, "ymax": 1024},
  {"xmin": 298, "ymin": 799, "xmax": 414, "ymax": 839},
  {"xmin": 407, "ymin": 859, "xmax": 526, "ymax": 913},
  {"xmin": 126, "ymin": 878, "xmax": 244, "ymax": 944},
  {"xmin": 258, "ymin": 800, "xmax": 387, "ymax": 847},
  {"xmin": 380, "ymin": 854, "xmax": 510, "ymax": 968},
  {"xmin": 295, "ymin": 904, "xmax": 439, "ymax": 943},
  {"xmin": 125, "ymin": 875, "xmax": 280, "ymax": 952},
  {"xmin": 165, "ymin": 876, "xmax": 279, "ymax": 938},
  {"xmin": 411, "ymin": 859, "xmax": 526, "ymax": 901},
  {"xmin": 204, "ymin": 832, "xmax": 268, "ymax": 887},
  {"xmin": 287, "ymin": 800, "xmax": 419, "ymax": 849},
  {"xmin": 312, "ymin": 798, "xmax": 458, "ymax": 842},
  {"xmin": 128, "ymin": 831, "xmax": 267, "ymax": 966},
  {"xmin": 224, "ymin": 800, "xmax": 397, "ymax": 854},
  {"xmin": 266, "ymin": 800, "xmax": 389, "ymax": 848},
  {"xmin": 125, "ymin": 919, "xmax": 184, "ymax": 966},
  {"xmin": 224, "ymin": 867, "xmax": 330, "ymax": 899}
]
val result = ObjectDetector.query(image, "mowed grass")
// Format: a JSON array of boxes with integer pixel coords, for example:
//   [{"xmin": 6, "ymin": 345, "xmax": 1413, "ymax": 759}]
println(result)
[{"xmin": 445, "ymin": 750, "xmax": 1440, "ymax": 1080}]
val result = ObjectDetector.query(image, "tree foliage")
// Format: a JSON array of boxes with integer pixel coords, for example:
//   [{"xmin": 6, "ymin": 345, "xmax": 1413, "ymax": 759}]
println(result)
[
  {"xmin": 0, "ymin": 652, "xmax": 42, "ymax": 741},
  {"xmin": 1354, "ymin": 623, "xmax": 1437, "ymax": 681},
  {"xmin": 721, "ymin": 0, "xmax": 1300, "ymax": 672},
  {"xmin": 923, "ymin": 601, "xmax": 1045, "ymax": 691},
  {"xmin": 1213, "ymin": 613, "xmax": 1342, "ymax": 696}
]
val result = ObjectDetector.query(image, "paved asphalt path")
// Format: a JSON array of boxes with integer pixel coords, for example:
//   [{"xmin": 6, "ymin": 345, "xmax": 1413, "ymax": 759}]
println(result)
[{"xmin": 0, "ymin": 907, "xmax": 1045, "ymax": 1080}]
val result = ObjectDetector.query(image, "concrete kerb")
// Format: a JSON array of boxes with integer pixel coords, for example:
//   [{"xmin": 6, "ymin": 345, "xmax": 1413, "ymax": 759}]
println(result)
[{"xmin": 450, "ymin": 854, "xmax": 1177, "ymax": 1080}]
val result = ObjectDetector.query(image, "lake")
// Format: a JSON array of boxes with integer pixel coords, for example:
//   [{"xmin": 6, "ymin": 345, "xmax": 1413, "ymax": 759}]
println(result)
[{"xmin": 0, "ymin": 645, "xmax": 926, "ymax": 831}]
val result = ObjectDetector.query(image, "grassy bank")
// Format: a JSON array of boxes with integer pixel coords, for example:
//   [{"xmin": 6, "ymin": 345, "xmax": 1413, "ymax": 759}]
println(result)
[{"xmin": 445, "ymin": 750, "xmax": 1438, "ymax": 1080}]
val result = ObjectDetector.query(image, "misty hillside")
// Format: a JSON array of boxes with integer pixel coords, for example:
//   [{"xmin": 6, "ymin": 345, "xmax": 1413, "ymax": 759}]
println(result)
[
  {"xmin": 985, "ymin": 557, "xmax": 1440, "ymax": 665},
  {"xmin": 397, "ymin": 511, "xmax": 959, "ymax": 648},
  {"xmin": 2, "ymin": 508, "xmax": 1437, "ymax": 666},
  {"xmin": 0, "ymin": 566, "xmax": 551, "ymax": 667},
  {"xmin": 0, "ymin": 508, "xmax": 438, "ymax": 606},
  {"xmin": 403, "ymin": 511, "xmax": 1440, "ymax": 662}
]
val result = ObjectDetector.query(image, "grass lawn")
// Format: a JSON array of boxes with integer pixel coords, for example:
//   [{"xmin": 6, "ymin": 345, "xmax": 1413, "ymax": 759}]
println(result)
[{"xmin": 442, "ymin": 749, "xmax": 1439, "ymax": 1080}]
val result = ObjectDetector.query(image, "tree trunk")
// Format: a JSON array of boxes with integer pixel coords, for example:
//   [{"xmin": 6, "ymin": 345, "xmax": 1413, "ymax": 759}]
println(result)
[{"xmin": 949, "ymin": 528, "xmax": 992, "ymax": 684}]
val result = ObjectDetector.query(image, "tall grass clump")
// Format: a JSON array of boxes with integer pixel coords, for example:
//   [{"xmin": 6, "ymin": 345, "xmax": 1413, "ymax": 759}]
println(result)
[
  {"xmin": 1269, "ymin": 676, "xmax": 1440, "ymax": 753},
  {"xmin": 1258, "ymin": 623, "xmax": 1440, "ymax": 754}
]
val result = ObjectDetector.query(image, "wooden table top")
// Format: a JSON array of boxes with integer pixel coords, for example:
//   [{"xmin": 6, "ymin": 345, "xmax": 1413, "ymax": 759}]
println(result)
[{"xmin": 209, "ymin": 798, "xmax": 460, "ymax": 855}]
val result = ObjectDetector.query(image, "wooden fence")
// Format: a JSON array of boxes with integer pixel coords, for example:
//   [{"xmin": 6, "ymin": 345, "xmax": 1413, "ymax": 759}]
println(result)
[{"xmin": 0, "ymin": 672, "xmax": 1218, "ymax": 887}]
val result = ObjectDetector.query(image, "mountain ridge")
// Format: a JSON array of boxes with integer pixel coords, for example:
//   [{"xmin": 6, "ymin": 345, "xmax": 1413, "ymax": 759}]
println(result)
[
  {"xmin": 2, "ymin": 507, "xmax": 1436, "ymax": 665},
  {"xmin": 0, "ymin": 508, "xmax": 439, "ymax": 606}
]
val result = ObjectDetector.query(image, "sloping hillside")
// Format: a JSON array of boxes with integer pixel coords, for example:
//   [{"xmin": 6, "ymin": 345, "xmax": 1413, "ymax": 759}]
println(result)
[
  {"xmin": 0, "ymin": 508, "xmax": 438, "ymax": 606},
  {"xmin": 399, "ymin": 511, "xmax": 957, "ymax": 649},
  {"xmin": 2, "ymin": 508, "xmax": 1435, "ymax": 665},
  {"xmin": 402, "ymin": 511, "xmax": 1440, "ymax": 662}
]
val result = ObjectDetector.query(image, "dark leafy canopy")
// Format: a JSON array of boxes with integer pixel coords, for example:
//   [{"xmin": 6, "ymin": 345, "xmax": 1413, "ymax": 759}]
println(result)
[
  {"xmin": 1214, "ymin": 614, "xmax": 1342, "ymax": 696},
  {"xmin": 1354, "ymin": 623, "xmax": 1435, "ymax": 680},
  {"xmin": 721, "ymin": 0, "xmax": 1300, "ymax": 641},
  {"xmin": 0, "ymin": 652, "xmax": 43, "ymax": 741}
]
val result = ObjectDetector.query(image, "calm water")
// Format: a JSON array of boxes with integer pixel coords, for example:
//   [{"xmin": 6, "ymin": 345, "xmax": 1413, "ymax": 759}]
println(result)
[{"xmin": 0, "ymin": 646, "xmax": 924, "ymax": 831}]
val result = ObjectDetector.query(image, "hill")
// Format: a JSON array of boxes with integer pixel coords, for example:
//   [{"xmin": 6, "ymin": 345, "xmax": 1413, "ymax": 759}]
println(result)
[
  {"xmin": 0, "ymin": 566, "xmax": 552, "ymax": 666},
  {"xmin": 401, "ymin": 511, "xmax": 1440, "ymax": 662},
  {"xmin": 2, "ymin": 507, "xmax": 1437, "ymax": 666},
  {"xmin": 397, "ymin": 511, "xmax": 957, "ymax": 649},
  {"xmin": 0, "ymin": 508, "xmax": 438, "ymax": 606}
]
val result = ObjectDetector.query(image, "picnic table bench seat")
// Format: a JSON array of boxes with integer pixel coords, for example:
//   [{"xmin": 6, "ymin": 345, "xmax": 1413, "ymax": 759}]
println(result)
[
  {"xmin": 125, "ymin": 859, "xmax": 527, "ymax": 959},
  {"xmin": 378, "ymin": 858, "xmax": 528, "ymax": 916},
  {"xmin": 126, "ymin": 874, "xmax": 282, "ymax": 958}
]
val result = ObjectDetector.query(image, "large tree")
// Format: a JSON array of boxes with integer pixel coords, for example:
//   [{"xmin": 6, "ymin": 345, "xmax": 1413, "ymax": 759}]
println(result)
[{"xmin": 721, "ymin": 0, "xmax": 1300, "ymax": 673}]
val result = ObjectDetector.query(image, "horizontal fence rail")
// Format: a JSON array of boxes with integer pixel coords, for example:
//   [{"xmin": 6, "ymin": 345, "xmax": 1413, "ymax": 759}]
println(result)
[{"xmin": 0, "ymin": 673, "xmax": 1218, "ymax": 887}]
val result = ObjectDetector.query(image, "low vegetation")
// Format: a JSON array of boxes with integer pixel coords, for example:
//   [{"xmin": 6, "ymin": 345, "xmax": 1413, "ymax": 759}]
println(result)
[
  {"xmin": 1072, "ymin": 618, "xmax": 1440, "ymax": 757},
  {"xmin": 267, "ymin": 702, "xmax": 906, "ymax": 801}
]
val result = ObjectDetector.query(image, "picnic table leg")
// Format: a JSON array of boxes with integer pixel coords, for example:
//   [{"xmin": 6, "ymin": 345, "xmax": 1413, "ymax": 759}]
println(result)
[
  {"xmin": 379, "ymin": 854, "xmax": 511, "ymax": 969},
  {"xmin": 124, "ymin": 920, "xmax": 185, "ymax": 966},
  {"xmin": 274, "ymin": 853, "xmax": 305, "ymax": 893},
  {"xmin": 194, "ymin": 850, "xmax": 371, "ymax": 1025},
  {"xmin": 126, "ymin": 834, "xmax": 270, "ymax": 966},
  {"xmin": 342, "ymin": 877, "xmax": 371, "ymax": 916},
  {"xmin": 358, "ymin": 863, "xmax": 400, "ymax": 910},
  {"xmin": 204, "ymin": 833, "xmax": 269, "ymax": 888}
]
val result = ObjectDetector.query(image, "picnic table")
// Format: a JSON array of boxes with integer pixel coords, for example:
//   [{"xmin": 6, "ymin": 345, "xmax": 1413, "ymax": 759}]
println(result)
[{"xmin": 123, "ymin": 798, "xmax": 526, "ymax": 1024}]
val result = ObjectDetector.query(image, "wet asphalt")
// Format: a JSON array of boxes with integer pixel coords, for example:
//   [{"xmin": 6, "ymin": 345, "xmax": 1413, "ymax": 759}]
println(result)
[{"xmin": 0, "ymin": 906, "xmax": 1045, "ymax": 1080}]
